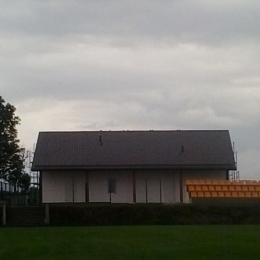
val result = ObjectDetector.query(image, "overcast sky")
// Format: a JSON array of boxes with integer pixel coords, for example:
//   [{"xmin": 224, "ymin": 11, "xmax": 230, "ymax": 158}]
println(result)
[{"xmin": 1, "ymin": 0, "xmax": 260, "ymax": 178}]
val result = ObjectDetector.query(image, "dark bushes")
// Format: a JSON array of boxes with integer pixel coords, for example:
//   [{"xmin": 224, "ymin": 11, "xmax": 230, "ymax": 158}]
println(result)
[{"xmin": 48, "ymin": 203, "xmax": 260, "ymax": 226}]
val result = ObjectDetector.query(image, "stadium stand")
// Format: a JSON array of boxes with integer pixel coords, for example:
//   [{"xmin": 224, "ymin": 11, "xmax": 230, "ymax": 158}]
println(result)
[{"xmin": 186, "ymin": 180, "xmax": 260, "ymax": 199}]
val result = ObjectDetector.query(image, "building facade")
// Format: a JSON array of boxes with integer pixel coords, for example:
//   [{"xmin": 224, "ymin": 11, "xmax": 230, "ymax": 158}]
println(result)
[{"xmin": 32, "ymin": 130, "xmax": 236, "ymax": 204}]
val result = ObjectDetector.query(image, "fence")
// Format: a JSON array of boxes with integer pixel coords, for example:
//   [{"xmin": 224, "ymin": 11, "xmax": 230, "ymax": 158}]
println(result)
[{"xmin": 0, "ymin": 180, "xmax": 39, "ymax": 206}]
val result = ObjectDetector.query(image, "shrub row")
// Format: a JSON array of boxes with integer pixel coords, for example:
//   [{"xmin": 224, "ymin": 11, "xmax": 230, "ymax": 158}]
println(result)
[
  {"xmin": 49, "ymin": 203, "xmax": 260, "ymax": 226},
  {"xmin": 0, "ymin": 206, "xmax": 2, "ymax": 223}
]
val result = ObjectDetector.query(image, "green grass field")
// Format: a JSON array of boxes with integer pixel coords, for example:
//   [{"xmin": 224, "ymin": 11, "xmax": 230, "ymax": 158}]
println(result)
[{"xmin": 1, "ymin": 225, "xmax": 260, "ymax": 260}]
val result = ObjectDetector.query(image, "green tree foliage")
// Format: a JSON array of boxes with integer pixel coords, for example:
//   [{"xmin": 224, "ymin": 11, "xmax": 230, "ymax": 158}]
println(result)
[{"xmin": 0, "ymin": 96, "xmax": 30, "ymax": 191}]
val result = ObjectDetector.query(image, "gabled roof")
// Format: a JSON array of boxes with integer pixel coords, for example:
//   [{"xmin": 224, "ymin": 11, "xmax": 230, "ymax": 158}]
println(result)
[{"xmin": 31, "ymin": 130, "xmax": 236, "ymax": 171}]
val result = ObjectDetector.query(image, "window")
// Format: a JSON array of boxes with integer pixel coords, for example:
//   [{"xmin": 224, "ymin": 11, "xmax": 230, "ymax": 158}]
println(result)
[{"xmin": 108, "ymin": 178, "xmax": 116, "ymax": 194}]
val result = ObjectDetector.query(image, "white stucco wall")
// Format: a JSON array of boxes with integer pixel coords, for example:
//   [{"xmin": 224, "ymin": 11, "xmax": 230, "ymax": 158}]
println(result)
[
  {"xmin": 88, "ymin": 170, "xmax": 180, "ymax": 204},
  {"xmin": 42, "ymin": 171, "xmax": 86, "ymax": 203},
  {"xmin": 88, "ymin": 170, "xmax": 133, "ymax": 203},
  {"xmin": 72, "ymin": 172, "xmax": 86, "ymax": 202},
  {"xmin": 42, "ymin": 169, "xmax": 227, "ymax": 204},
  {"xmin": 135, "ymin": 170, "xmax": 180, "ymax": 203},
  {"xmin": 162, "ymin": 172, "xmax": 180, "ymax": 203}
]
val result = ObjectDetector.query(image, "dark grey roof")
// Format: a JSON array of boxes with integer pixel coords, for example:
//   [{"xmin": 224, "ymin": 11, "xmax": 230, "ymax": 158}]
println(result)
[{"xmin": 31, "ymin": 130, "xmax": 236, "ymax": 171}]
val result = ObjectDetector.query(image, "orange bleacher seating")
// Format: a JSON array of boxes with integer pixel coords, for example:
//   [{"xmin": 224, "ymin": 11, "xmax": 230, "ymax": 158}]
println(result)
[
  {"xmin": 229, "ymin": 186, "xmax": 235, "ymax": 191},
  {"xmin": 211, "ymin": 191, "xmax": 218, "ymax": 197},
  {"xmin": 219, "ymin": 180, "xmax": 230, "ymax": 185},
  {"xmin": 224, "ymin": 191, "xmax": 231, "ymax": 197},
  {"xmin": 209, "ymin": 186, "xmax": 215, "ymax": 191},
  {"xmin": 252, "ymin": 192, "xmax": 259, "ymax": 198},
  {"xmin": 238, "ymin": 192, "xmax": 245, "ymax": 197},
  {"xmin": 187, "ymin": 185, "xmax": 195, "ymax": 192},
  {"xmin": 197, "ymin": 192, "xmax": 204, "ymax": 197},
  {"xmin": 245, "ymin": 192, "xmax": 251, "ymax": 197},
  {"xmin": 222, "ymin": 185, "xmax": 228, "ymax": 191},
  {"xmin": 195, "ymin": 186, "xmax": 202, "ymax": 191},
  {"xmin": 249, "ymin": 186, "xmax": 255, "ymax": 191},
  {"xmin": 231, "ymin": 192, "xmax": 238, "ymax": 197},
  {"xmin": 204, "ymin": 191, "xmax": 211, "ymax": 197},
  {"xmin": 202, "ymin": 186, "xmax": 209, "ymax": 191},
  {"xmin": 186, "ymin": 179, "xmax": 260, "ymax": 201},
  {"xmin": 242, "ymin": 186, "xmax": 248, "ymax": 191},
  {"xmin": 235, "ymin": 186, "xmax": 242, "ymax": 191},
  {"xmin": 190, "ymin": 191, "xmax": 197, "ymax": 198},
  {"xmin": 218, "ymin": 191, "xmax": 225, "ymax": 197},
  {"xmin": 185, "ymin": 180, "xmax": 193, "ymax": 185},
  {"xmin": 215, "ymin": 185, "xmax": 222, "ymax": 191}
]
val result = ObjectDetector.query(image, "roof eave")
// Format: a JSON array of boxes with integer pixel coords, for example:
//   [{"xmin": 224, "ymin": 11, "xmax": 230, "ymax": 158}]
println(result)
[{"xmin": 32, "ymin": 164, "xmax": 237, "ymax": 171}]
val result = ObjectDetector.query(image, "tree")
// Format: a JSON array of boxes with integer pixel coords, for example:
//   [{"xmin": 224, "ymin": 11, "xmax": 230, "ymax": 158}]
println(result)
[
  {"xmin": 18, "ymin": 171, "xmax": 31, "ymax": 192},
  {"xmin": 0, "ymin": 96, "xmax": 30, "ymax": 191}
]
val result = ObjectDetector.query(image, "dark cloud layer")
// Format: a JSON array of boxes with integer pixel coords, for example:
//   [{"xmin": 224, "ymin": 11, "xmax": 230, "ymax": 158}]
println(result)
[
  {"xmin": 1, "ymin": 1, "xmax": 260, "ymax": 178},
  {"xmin": 1, "ymin": 1, "xmax": 260, "ymax": 43}
]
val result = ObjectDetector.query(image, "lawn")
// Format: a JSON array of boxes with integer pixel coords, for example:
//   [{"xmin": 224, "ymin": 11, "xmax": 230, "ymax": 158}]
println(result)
[{"xmin": 1, "ymin": 225, "xmax": 260, "ymax": 260}]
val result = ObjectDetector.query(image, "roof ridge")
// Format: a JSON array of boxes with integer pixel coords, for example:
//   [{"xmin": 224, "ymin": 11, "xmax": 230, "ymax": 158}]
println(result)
[{"xmin": 39, "ymin": 130, "xmax": 229, "ymax": 134}]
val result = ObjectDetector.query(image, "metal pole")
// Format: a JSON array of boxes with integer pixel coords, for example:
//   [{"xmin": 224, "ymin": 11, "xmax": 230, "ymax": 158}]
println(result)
[
  {"xmin": 180, "ymin": 170, "xmax": 183, "ymax": 203},
  {"xmin": 3, "ymin": 204, "xmax": 6, "ymax": 226},
  {"xmin": 72, "ymin": 175, "xmax": 75, "ymax": 203},
  {"xmin": 145, "ymin": 178, "xmax": 148, "ymax": 203},
  {"xmin": 45, "ymin": 204, "xmax": 49, "ymax": 225},
  {"xmin": 159, "ymin": 178, "xmax": 162, "ymax": 203},
  {"xmin": 0, "ymin": 182, "xmax": 2, "ymax": 199},
  {"xmin": 132, "ymin": 171, "xmax": 136, "ymax": 203}
]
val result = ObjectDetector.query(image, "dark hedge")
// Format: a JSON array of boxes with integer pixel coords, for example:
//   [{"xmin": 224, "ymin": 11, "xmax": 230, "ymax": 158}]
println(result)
[
  {"xmin": 48, "ymin": 203, "xmax": 260, "ymax": 226},
  {"xmin": 0, "ymin": 206, "xmax": 2, "ymax": 222}
]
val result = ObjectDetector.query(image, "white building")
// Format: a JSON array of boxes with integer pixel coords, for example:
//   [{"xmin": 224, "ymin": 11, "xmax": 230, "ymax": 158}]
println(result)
[{"xmin": 31, "ymin": 130, "xmax": 236, "ymax": 204}]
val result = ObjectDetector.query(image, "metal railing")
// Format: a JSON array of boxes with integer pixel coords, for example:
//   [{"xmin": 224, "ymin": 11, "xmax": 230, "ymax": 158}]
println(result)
[{"xmin": 0, "ymin": 180, "xmax": 39, "ymax": 206}]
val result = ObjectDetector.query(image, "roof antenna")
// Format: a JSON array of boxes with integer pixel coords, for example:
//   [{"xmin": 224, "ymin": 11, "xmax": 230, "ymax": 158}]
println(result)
[{"xmin": 99, "ymin": 135, "xmax": 103, "ymax": 146}]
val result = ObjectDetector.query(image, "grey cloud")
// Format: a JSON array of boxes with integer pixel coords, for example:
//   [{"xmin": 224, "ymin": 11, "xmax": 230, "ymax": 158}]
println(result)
[
  {"xmin": 1, "ymin": 1, "xmax": 260, "ymax": 178},
  {"xmin": 1, "ymin": 1, "xmax": 260, "ymax": 44}
]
